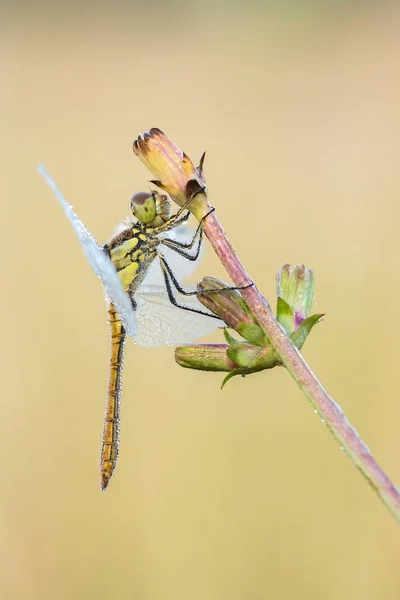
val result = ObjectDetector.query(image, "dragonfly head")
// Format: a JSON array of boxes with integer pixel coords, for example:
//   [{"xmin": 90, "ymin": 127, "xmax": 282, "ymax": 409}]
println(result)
[{"xmin": 131, "ymin": 191, "xmax": 172, "ymax": 227}]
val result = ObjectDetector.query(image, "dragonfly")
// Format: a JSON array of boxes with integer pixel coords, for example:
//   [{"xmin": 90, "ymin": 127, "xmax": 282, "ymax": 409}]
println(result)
[{"xmin": 38, "ymin": 166, "xmax": 223, "ymax": 490}]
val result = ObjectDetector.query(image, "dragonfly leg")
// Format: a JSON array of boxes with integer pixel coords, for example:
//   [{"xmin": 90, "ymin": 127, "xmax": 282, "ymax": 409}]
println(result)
[
  {"xmin": 158, "ymin": 252, "xmax": 254, "ymax": 298},
  {"xmin": 159, "ymin": 207, "xmax": 215, "ymax": 260},
  {"xmin": 156, "ymin": 209, "xmax": 191, "ymax": 233},
  {"xmin": 158, "ymin": 254, "xmax": 221, "ymax": 319},
  {"xmin": 160, "ymin": 228, "xmax": 202, "ymax": 261}
]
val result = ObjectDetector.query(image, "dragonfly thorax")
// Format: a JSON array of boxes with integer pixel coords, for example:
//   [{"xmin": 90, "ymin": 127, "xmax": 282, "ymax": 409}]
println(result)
[{"xmin": 105, "ymin": 225, "xmax": 161, "ymax": 296}]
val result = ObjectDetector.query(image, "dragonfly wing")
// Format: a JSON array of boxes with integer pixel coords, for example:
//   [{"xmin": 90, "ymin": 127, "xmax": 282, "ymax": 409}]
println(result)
[
  {"xmin": 134, "ymin": 287, "xmax": 224, "ymax": 347},
  {"xmin": 38, "ymin": 165, "xmax": 138, "ymax": 338},
  {"xmin": 135, "ymin": 255, "xmax": 224, "ymax": 347}
]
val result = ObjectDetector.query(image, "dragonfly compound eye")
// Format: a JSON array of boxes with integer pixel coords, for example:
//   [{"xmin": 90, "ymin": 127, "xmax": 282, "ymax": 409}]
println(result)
[{"xmin": 130, "ymin": 192, "xmax": 157, "ymax": 224}]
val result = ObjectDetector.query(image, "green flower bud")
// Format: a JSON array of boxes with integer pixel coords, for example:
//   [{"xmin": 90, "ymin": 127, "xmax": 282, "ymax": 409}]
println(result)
[
  {"xmin": 276, "ymin": 264, "xmax": 315, "ymax": 334},
  {"xmin": 174, "ymin": 344, "xmax": 235, "ymax": 372},
  {"xmin": 197, "ymin": 277, "xmax": 266, "ymax": 345},
  {"xmin": 226, "ymin": 343, "xmax": 279, "ymax": 370},
  {"xmin": 175, "ymin": 340, "xmax": 281, "ymax": 388},
  {"xmin": 276, "ymin": 264, "xmax": 323, "ymax": 349}
]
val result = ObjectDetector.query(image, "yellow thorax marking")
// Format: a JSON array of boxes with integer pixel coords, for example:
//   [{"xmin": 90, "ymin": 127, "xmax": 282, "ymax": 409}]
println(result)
[
  {"xmin": 109, "ymin": 237, "xmax": 139, "ymax": 267},
  {"xmin": 108, "ymin": 226, "xmax": 159, "ymax": 292}
]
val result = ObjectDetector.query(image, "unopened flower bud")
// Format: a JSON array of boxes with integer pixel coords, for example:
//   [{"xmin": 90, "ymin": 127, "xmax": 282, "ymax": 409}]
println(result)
[
  {"xmin": 174, "ymin": 344, "xmax": 235, "ymax": 372},
  {"xmin": 276, "ymin": 264, "xmax": 315, "ymax": 333},
  {"xmin": 133, "ymin": 128, "xmax": 207, "ymax": 217},
  {"xmin": 197, "ymin": 277, "xmax": 266, "ymax": 345},
  {"xmin": 276, "ymin": 264, "xmax": 323, "ymax": 349}
]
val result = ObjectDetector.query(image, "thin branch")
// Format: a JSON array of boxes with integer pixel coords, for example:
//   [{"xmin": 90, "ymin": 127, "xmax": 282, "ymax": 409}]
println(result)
[{"xmin": 202, "ymin": 209, "xmax": 400, "ymax": 523}]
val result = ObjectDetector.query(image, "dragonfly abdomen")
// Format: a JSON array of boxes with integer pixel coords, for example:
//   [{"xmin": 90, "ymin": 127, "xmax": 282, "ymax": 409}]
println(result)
[{"xmin": 100, "ymin": 304, "xmax": 126, "ymax": 491}]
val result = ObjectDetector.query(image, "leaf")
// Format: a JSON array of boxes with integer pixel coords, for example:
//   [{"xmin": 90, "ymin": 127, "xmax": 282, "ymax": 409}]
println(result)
[
  {"xmin": 223, "ymin": 328, "xmax": 241, "ymax": 345},
  {"xmin": 291, "ymin": 313, "xmax": 324, "ymax": 350},
  {"xmin": 236, "ymin": 322, "xmax": 267, "ymax": 347},
  {"xmin": 276, "ymin": 296, "xmax": 294, "ymax": 335},
  {"xmin": 227, "ymin": 344, "xmax": 261, "ymax": 368},
  {"xmin": 221, "ymin": 369, "xmax": 245, "ymax": 389}
]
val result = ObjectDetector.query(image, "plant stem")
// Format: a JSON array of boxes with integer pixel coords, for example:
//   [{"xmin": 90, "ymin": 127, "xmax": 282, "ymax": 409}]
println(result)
[{"xmin": 202, "ymin": 209, "xmax": 400, "ymax": 523}]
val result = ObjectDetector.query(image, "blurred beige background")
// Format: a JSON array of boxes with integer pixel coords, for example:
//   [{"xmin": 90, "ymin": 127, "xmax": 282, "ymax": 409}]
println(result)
[{"xmin": 2, "ymin": 1, "xmax": 400, "ymax": 598}]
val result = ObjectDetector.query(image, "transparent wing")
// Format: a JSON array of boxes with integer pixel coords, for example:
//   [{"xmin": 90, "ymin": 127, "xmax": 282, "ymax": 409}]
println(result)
[
  {"xmin": 38, "ymin": 165, "xmax": 138, "ymax": 338},
  {"xmin": 107, "ymin": 216, "xmax": 133, "ymax": 242},
  {"xmin": 135, "ymin": 256, "xmax": 224, "ymax": 347}
]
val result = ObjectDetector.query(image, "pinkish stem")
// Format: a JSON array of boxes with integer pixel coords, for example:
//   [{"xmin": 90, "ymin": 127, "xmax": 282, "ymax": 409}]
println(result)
[{"xmin": 202, "ymin": 209, "xmax": 400, "ymax": 523}]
